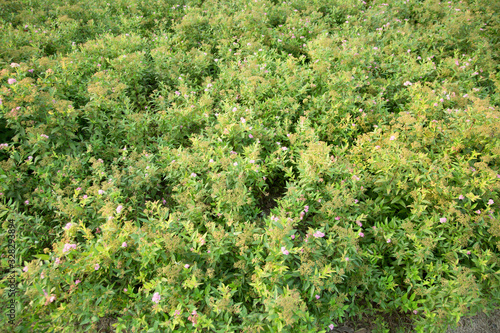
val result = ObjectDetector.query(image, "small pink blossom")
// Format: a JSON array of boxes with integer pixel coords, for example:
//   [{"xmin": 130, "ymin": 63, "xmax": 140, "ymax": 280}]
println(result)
[
  {"xmin": 64, "ymin": 223, "xmax": 72, "ymax": 230},
  {"xmin": 23, "ymin": 266, "xmax": 28, "ymax": 272},
  {"xmin": 281, "ymin": 247, "xmax": 289, "ymax": 255},
  {"xmin": 124, "ymin": 288, "xmax": 127, "ymax": 292},
  {"xmin": 467, "ymin": 251, "xmax": 471, "ymax": 255},
  {"xmin": 440, "ymin": 218, "xmax": 447, "ymax": 223},
  {"xmin": 315, "ymin": 294, "xmax": 320, "ymax": 299},
  {"xmin": 8, "ymin": 78, "xmax": 17, "ymax": 84},
  {"xmin": 94, "ymin": 264, "xmax": 100, "ymax": 270},
  {"xmin": 329, "ymin": 324, "xmax": 335, "ymax": 330},
  {"xmin": 98, "ymin": 190, "xmax": 104, "ymax": 195},
  {"xmin": 249, "ymin": 134, "xmax": 253, "ymax": 138},
  {"xmin": 390, "ymin": 136, "xmax": 396, "ymax": 140},
  {"xmin": 191, "ymin": 173, "xmax": 197, "ymax": 177},
  {"xmin": 241, "ymin": 117, "xmax": 246, "ymax": 123},
  {"xmin": 75, "ymin": 280, "xmax": 81, "ymax": 285},
  {"xmin": 152, "ymin": 292, "xmax": 161, "ymax": 303},
  {"xmin": 62, "ymin": 243, "xmax": 77, "ymax": 253},
  {"xmin": 122, "ymin": 242, "xmax": 127, "ymax": 248},
  {"xmin": 356, "ymin": 221, "xmax": 362, "ymax": 227},
  {"xmin": 413, "ymin": 310, "xmax": 418, "ymax": 315},
  {"xmin": 82, "ymin": 195, "xmax": 88, "ymax": 199},
  {"xmin": 24, "ymin": 200, "xmax": 29, "ymax": 205},
  {"xmin": 387, "ymin": 239, "xmax": 391, "ymax": 243},
  {"xmin": 488, "ymin": 199, "xmax": 494, "ymax": 205},
  {"xmin": 116, "ymin": 205, "xmax": 123, "ymax": 213},
  {"xmin": 459, "ymin": 195, "xmax": 464, "ymax": 200},
  {"xmin": 345, "ymin": 257, "xmax": 349, "ymax": 261},
  {"xmin": 10, "ymin": 63, "xmax": 20, "ymax": 67},
  {"xmin": 335, "ymin": 216, "xmax": 340, "ymax": 220},
  {"xmin": 313, "ymin": 231, "xmax": 325, "ymax": 238},
  {"xmin": 304, "ymin": 206, "xmax": 309, "ymax": 212},
  {"xmin": 291, "ymin": 235, "xmax": 295, "ymax": 239},
  {"xmin": 55, "ymin": 258, "xmax": 61, "ymax": 265},
  {"xmin": 359, "ymin": 232, "xmax": 364, "ymax": 237},
  {"xmin": 184, "ymin": 264, "xmax": 190, "ymax": 268},
  {"xmin": 475, "ymin": 210, "xmax": 481, "ymax": 214}
]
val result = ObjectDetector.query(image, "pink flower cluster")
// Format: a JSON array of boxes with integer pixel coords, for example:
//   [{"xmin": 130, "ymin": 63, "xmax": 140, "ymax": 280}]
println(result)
[
  {"xmin": 62, "ymin": 243, "xmax": 77, "ymax": 253},
  {"xmin": 313, "ymin": 231, "xmax": 325, "ymax": 238}
]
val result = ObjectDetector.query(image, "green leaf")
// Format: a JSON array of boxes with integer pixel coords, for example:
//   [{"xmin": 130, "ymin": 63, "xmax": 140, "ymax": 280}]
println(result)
[{"xmin": 33, "ymin": 254, "xmax": 50, "ymax": 260}]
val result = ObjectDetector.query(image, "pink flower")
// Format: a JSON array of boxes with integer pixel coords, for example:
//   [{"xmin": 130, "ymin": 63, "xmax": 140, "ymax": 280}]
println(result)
[
  {"xmin": 413, "ymin": 310, "xmax": 418, "ymax": 315},
  {"xmin": 8, "ymin": 78, "xmax": 17, "ymax": 84},
  {"xmin": 475, "ymin": 210, "xmax": 481, "ymax": 214},
  {"xmin": 55, "ymin": 258, "xmax": 61, "ymax": 265},
  {"xmin": 335, "ymin": 216, "xmax": 340, "ymax": 220},
  {"xmin": 75, "ymin": 280, "xmax": 81, "ymax": 285},
  {"xmin": 184, "ymin": 264, "xmax": 190, "ymax": 268},
  {"xmin": 304, "ymin": 206, "xmax": 309, "ymax": 212},
  {"xmin": 175, "ymin": 91, "xmax": 181, "ymax": 96},
  {"xmin": 440, "ymin": 218, "xmax": 447, "ymax": 223},
  {"xmin": 281, "ymin": 247, "xmax": 289, "ymax": 255},
  {"xmin": 98, "ymin": 190, "xmax": 104, "ymax": 195},
  {"xmin": 62, "ymin": 243, "xmax": 77, "ymax": 253},
  {"xmin": 390, "ymin": 136, "xmax": 396, "ymax": 140},
  {"xmin": 467, "ymin": 251, "xmax": 471, "ymax": 255},
  {"xmin": 116, "ymin": 205, "xmax": 123, "ymax": 213},
  {"xmin": 23, "ymin": 266, "xmax": 28, "ymax": 272},
  {"xmin": 488, "ymin": 199, "xmax": 494, "ymax": 205},
  {"xmin": 459, "ymin": 195, "xmax": 464, "ymax": 200},
  {"xmin": 291, "ymin": 235, "xmax": 295, "ymax": 239},
  {"xmin": 313, "ymin": 231, "xmax": 325, "ymax": 238},
  {"xmin": 94, "ymin": 264, "xmax": 100, "ymax": 270},
  {"xmin": 24, "ymin": 200, "xmax": 29, "ymax": 205},
  {"xmin": 152, "ymin": 292, "xmax": 161, "ymax": 303},
  {"xmin": 359, "ymin": 232, "xmax": 364, "ymax": 237},
  {"xmin": 387, "ymin": 239, "xmax": 391, "ymax": 243},
  {"xmin": 174, "ymin": 310, "xmax": 181, "ymax": 316},
  {"xmin": 455, "ymin": 60, "xmax": 459, "ymax": 66},
  {"xmin": 191, "ymin": 173, "xmax": 197, "ymax": 177},
  {"xmin": 82, "ymin": 195, "xmax": 88, "ymax": 199},
  {"xmin": 315, "ymin": 294, "xmax": 320, "ymax": 299},
  {"xmin": 356, "ymin": 221, "xmax": 362, "ymax": 227},
  {"xmin": 345, "ymin": 257, "xmax": 349, "ymax": 261},
  {"xmin": 249, "ymin": 134, "xmax": 253, "ymax": 138},
  {"xmin": 329, "ymin": 324, "xmax": 335, "ymax": 330},
  {"xmin": 10, "ymin": 63, "xmax": 20, "ymax": 67},
  {"xmin": 122, "ymin": 242, "xmax": 127, "ymax": 248},
  {"xmin": 241, "ymin": 117, "xmax": 246, "ymax": 123},
  {"xmin": 124, "ymin": 288, "xmax": 128, "ymax": 292}
]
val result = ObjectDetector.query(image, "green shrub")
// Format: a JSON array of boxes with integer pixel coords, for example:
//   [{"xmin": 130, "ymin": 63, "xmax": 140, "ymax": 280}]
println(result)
[{"xmin": 1, "ymin": 0, "xmax": 499, "ymax": 332}]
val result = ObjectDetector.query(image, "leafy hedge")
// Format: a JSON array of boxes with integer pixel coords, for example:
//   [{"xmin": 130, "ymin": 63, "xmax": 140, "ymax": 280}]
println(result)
[{"xmin": 1, "ymin": 0, "xmax": 499, "ymax": 332}]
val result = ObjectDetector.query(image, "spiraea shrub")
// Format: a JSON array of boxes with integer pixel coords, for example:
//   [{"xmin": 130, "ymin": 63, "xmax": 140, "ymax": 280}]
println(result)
[{"xmin": 1, "ymin": 0, "xmax": 499, "ymax": 332}]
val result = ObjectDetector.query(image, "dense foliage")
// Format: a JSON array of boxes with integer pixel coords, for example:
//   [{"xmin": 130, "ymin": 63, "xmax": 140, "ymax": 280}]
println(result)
[{"xmin": 1, "ymin": 0, "xmax": 499, "ymax": 332}]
